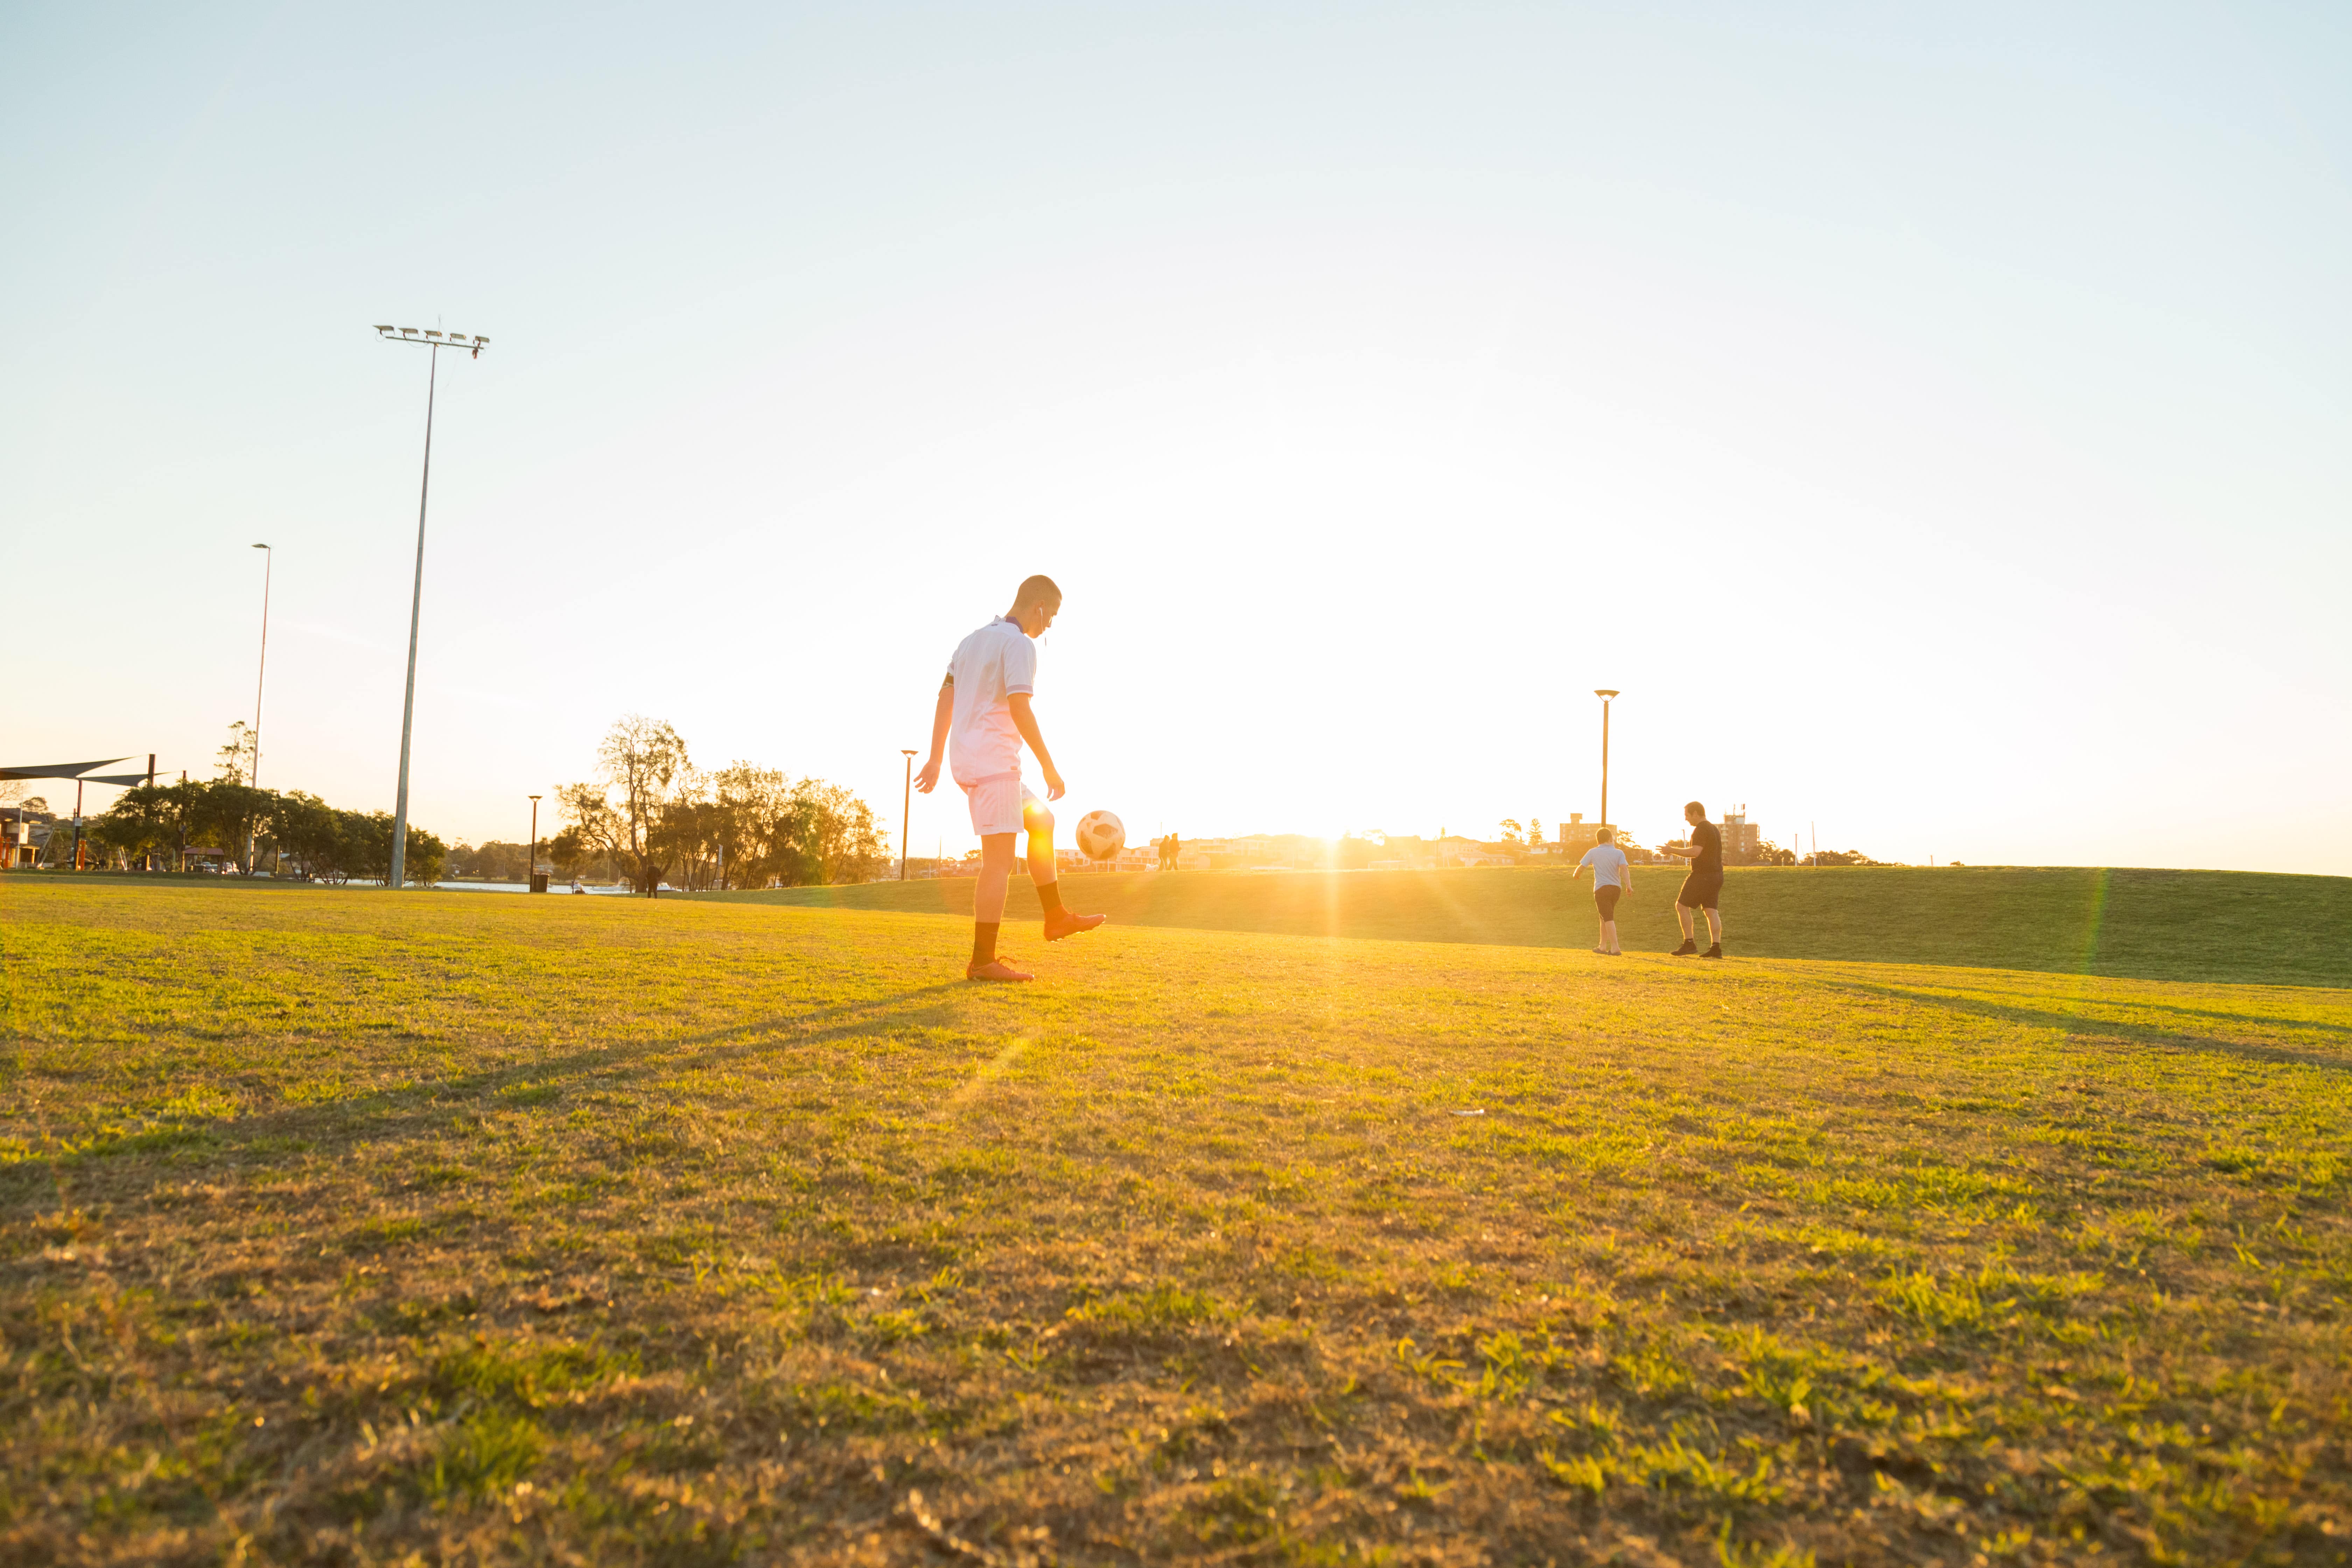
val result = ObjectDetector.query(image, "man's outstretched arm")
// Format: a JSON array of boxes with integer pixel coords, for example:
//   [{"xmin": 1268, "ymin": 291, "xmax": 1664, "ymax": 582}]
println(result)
[
  {"xmin": 915, "ymin": 678, "xmax": 953, "ymax": 793},
  {"xmin": 1007, "ymin": 694, "xmax": 1064, "ymax": 799}
]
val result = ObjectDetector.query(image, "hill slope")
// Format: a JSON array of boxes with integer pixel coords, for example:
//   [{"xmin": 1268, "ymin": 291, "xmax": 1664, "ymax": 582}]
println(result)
[{"xmin": 691, "ymin": 864, "xmax": 2352, "ymax": 986}]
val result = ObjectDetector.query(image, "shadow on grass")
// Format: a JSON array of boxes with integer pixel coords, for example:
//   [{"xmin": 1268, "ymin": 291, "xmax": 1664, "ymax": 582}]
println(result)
[
  {"xmin": 1814, "ymin": 976, "xmax": 2352, "ymax": 1073},
  {"xmin": 4, "ymin": 980, "xmax": 985, "ymax": 1217}
]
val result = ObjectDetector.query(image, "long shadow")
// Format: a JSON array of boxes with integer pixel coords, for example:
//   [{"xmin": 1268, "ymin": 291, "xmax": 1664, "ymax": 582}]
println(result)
[
  {"xmin": 1809, "ymin": 976, "xmax": 2352, "ymax": 1074},
  {"xmin": 4, "ymin": 981, "xmax": 995, "ymax": 1218}
]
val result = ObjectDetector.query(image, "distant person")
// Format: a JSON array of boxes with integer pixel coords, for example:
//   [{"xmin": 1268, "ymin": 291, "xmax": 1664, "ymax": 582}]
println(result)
[
  {"xmin": 1665, "ymin": 800, "xmax": 1724, "ymax": 958},
  {"xmin": 1568, "ymin": 826, "xmax": 1631, "ymax": 955},
  {"xmin": 1166, "ymin": 831, "xmax": 1181, "ymax": 871},
  {"xmin": 915, "ymin": 575, "xmax": 1105, "ymax": 981}
]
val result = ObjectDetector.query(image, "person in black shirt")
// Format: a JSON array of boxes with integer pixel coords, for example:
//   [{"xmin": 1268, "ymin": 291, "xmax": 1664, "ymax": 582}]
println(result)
[{"xmin": 1667, "ymin": 800, "xmax": 1724, "ymax": 958}]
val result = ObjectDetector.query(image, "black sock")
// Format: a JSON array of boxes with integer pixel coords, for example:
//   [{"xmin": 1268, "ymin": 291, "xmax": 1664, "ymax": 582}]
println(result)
[
  {"xmin": 971, "ymin": 923, "xmax": 999, "ymax": 967},
  {"xmin": 1037, "ymin": 880, "xmax": 1064, "ymax": 917}
]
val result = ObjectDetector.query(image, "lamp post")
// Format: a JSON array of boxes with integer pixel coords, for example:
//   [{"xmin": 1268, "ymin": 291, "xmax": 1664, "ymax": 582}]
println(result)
[
  {"xmin": 1593, "ymin": 689, "xmax": 1618, "ymax": 831},
  {"xmin": 374, "ymin": 323, "xmax": 489, "ymax": 888},
  {"xmin": 899, "ymin": 750, "xmax": 917, "ymax": 881},
  {"xmin": 528, "ymin": 794, "xmax": 542, "ymax": 892},
  {"xmin": 246, "ymin": 542, "xmax": 272, "ymax": 874}
]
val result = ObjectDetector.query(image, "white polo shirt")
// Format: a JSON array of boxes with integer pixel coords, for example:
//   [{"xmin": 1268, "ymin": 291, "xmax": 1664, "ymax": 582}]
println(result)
[
  {"xmin": 945, "ymin": 616, "xmax": 1037, "ymax": 785},
  {"xmin": 1578, "ymin": 843, "xmax": 1630, "ymax": 888}
]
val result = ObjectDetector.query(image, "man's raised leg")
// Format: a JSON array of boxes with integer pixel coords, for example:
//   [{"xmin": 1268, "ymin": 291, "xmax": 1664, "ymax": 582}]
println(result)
[
  {"xmin": 1024, "ymin": 792, "xmax": 1104, "ymax": 943},
  {"xmin": 967, "ymin": 833, "xmax": 1032, "ymax": 981}
]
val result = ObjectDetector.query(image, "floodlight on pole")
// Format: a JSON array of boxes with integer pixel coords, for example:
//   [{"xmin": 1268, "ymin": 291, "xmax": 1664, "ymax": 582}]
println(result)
[
  {"xmin": 1593, "ymin": 690, "xmax": 1618, "ymax": 832},
  {"xmin": 374, "ymin": 322, "xmax": 489, "ymax": 889},
  {"xmin": 899, "ymin": 751, "xmax": 917, "ymax": 881}
]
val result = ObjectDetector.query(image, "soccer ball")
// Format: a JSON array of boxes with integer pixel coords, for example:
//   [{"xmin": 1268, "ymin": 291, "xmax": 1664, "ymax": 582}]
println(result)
[{"xmin": 1074, "ymin": 810, "xmax": 1125, "ymax": 862}]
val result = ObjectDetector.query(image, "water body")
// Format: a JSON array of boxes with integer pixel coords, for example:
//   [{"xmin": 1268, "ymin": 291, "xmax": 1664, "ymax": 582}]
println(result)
[{"xmin": 434, "ymin": 881, "xmax": 637, "ymax": 895}]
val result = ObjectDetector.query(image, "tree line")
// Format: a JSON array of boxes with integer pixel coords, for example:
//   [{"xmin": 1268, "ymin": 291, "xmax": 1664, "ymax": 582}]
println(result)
[
  {"xmin": 72, "ymin": 777, "xmax": 449, "ymax": 883},
  {"xmin": 551, "ymin": 715, "xmax": 887, "ymax": 895}
]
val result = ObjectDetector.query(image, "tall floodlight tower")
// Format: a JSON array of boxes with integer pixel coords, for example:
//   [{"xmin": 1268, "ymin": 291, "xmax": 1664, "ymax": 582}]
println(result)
[
  {"xmin": 899, "ymin": 751, "xmax": 918, "ymax": 881},
  {"xmin": 246, "ymin": 542, "xmax": 273, "ymax": 874},
  {"xmin": 1593, "ymin": 690, "xmax": 1619, "ymax": 830},
  {"xmin": 373, "ymin": 325, "xmax": 489, "ymax": 888}
]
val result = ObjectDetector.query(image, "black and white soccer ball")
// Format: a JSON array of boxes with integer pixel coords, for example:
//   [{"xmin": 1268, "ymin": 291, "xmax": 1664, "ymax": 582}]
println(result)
[{"xmin": 1074, "ymin": 810, "xmax": 1125, "ymax": 862}]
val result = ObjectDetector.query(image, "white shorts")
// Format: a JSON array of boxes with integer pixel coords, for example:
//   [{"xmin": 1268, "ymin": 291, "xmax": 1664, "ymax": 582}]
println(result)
[{"xmin": 961, "ymin": 773, "xmax": 1052, "ymax": 839}]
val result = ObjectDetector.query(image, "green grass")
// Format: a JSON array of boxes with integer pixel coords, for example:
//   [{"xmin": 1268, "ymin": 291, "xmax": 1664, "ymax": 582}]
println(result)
[
  {"xmin": 4, "ymin": 879, "xmax": 2351, "ymax": 1564},
  {"xmin": 693, "ymin": 864, "xmax": 2352, "ymax": 987}
]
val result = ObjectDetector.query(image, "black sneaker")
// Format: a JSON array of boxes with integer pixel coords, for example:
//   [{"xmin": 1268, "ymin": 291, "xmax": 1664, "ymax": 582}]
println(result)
[
  {"xmin": 1703, "ymin": 943, "xmax": 1723, "ymax": 959},
  {"xmin": 1671, "ymin": 939, "xmax": 1699, "ymax": 957}
]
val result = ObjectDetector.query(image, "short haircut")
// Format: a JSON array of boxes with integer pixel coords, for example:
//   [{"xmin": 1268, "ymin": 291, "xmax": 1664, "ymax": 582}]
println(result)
[
  {"xmin": 1597, "ymin": 827, "xmax": 1615, "ymax": 844},
  {"xmin": 1014, "ymin": 574, "xmax": 1062, "ymax": 611},
  {"xmin": 1685, "ymin": 800, "xmax": 1707, "ymax": 821}
]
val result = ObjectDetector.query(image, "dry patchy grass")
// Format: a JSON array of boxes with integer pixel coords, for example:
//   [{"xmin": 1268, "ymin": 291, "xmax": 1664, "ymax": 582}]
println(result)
[{"xmin": 2, "ymin": 880, "xmax": 2350, "ymax": 1566}]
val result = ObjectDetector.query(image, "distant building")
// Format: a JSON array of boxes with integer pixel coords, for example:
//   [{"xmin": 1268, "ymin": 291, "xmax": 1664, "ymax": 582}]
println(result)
[
  {"xmin": 1720, "ymin": 807, "xmax": 1760, "ymax": 865},
  {"xmin": 4, "ymin": 810, "xmax": 40, "ymax": 868},
  {"xmin": 1556, "ymin": 813, "xmax": 1604, "ymax": 858}
]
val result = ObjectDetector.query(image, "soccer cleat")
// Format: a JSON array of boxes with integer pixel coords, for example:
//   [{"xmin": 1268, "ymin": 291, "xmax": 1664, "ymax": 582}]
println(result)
[
  {"xmin": 1703, "ymin": 943, "xmax": 1723, "ymax": 959},
  {"xmin": 1043, "ymin": 910, "xmax": 1106, "ymax": 942},
  {"xmin": 1671, "ymin": 939, "xmax": 1699, "ymax": 956},
  {"xmin": 966, "ymin": 957, "xmax": 1035, "ymax": 982}
]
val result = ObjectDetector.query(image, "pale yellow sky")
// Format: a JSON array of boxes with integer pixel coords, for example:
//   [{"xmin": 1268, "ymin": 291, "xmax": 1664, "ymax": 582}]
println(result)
[{"xmin": 5, "ymin": 4, "xmax": 2347, "ymax": 871}]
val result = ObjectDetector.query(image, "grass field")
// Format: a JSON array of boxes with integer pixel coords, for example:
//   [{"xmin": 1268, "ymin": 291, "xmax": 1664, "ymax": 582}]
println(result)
[
  {"xmin": 5, "ymin": 877, "xmax": 2351, "ymax": 1565},
  {"xmin": 694, "ymin": 865, "xmax": 2352, "ymax": 989}
]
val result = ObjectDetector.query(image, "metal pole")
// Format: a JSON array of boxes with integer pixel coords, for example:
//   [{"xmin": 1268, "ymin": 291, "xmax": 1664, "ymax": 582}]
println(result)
[
  {"xmin": 1592, "ymin": 690, "xmax": 1618, "ymax": 834},
  {"xmin": 389, "ymin": 342, "xmax": 438, "ymax": 890},
  {"xmin": 246, "ymin": 544, "xmax": 272, "ymax": 875},
  {"xmin": 528, "ymin": 794, "xmax": 541, "ymax": 891},
  {"xmin": 899, "ymin": 750, "xmax": 916, "ymax": 881},
  {"xmin": 251, "ymin": 545, "xmax": 272, "ymax": 788}
]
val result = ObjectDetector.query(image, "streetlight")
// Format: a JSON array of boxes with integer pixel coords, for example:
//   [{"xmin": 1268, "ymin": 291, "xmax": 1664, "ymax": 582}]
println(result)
[
  {"xmin": 899, "ymin": 750, "xmax": 917, "ymax": 881},
  {"xmin": 1593, "ymin": 689, "xmax": 1618, "ymax": 832},
  {"xmin": 373, "ymin": 323, "xmax": 490, "ymax": 889},
  {"xmin": 244, "ymin": 542, "xmax": 273, "ymax": 874},
  {"xmin": 528, "ymin": 794, "xmax": 542, "ymax": 893}
]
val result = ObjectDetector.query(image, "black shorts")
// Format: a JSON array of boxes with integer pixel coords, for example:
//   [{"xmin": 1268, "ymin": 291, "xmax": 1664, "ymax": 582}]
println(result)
[
  {"xmin": 1677, "ymin": 872, "xmax": 1723, "ymax": 910},
  {"xmin": 1594, "ymin": 885, "xmax": 1621, "ymax": 919}
]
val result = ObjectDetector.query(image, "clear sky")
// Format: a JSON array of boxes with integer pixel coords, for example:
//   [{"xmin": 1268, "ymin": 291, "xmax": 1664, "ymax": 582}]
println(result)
[{"xmin": 5, "ymin": 2, "xmax": 2348, "ymax": 873}]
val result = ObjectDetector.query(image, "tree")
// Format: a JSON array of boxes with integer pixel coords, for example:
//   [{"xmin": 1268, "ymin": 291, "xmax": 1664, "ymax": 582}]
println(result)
[
  {"xmin": 557, "ymin": 719, "xmax": 890, "ymax": 892},
  {"xmin": 267, "ymin": 792, "xmax": 348, "ymax": 881},
  {"xmin": 709, "ymin": 763, "xmax": 786, "ymax": 890},
  {"xmin": 329, "ymin": 809, "xmax": 446, "ymax": 885},
  {"xmin": 794, "ymin": 779, "xmax": 886, "ymax": 885},
  {"xmin": 557, "ymin": 715, "xmax": 693, "ymax": 896},
  {"xmin": 544, "ymin": 824, "xmax": 607, "ymax": 883},
  {"xmin": 217, "ymin": 721, "xmax": 258, "ymax": 785},
  {"xmin": 702, "ymin": 764, "xmax": 797, "ymax": 889},
  {"xmin": 446, "ymin": 840, "xmax": 531, "ymax": 881}
]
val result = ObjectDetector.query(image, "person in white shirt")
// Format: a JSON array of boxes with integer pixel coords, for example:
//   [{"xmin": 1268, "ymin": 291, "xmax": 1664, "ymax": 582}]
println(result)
[
  {"xmin": 1569, "ymin": 827, "xmax": 1632, "ymax": 955},
  {"xmin": 914, "ymin": 575, "xmax": 1104, "ymax": 980}
]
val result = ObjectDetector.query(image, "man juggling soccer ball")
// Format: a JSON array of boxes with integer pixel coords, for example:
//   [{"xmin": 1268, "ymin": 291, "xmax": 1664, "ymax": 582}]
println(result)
[{"xmin": 915, "ymin": 575, "xmax": 1106, "ymax": 981}]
